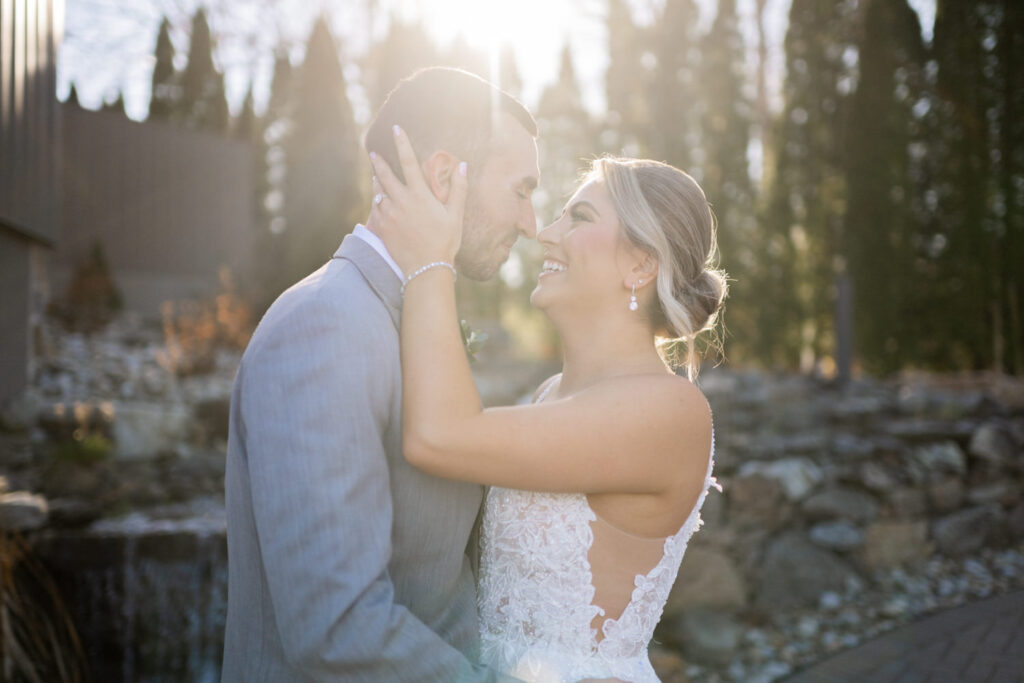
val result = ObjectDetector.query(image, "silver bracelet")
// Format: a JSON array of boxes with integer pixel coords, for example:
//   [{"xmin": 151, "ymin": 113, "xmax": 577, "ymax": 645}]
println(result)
[{"xmin": 401, "ymin": 261, "xmax": 457, "ymax": 296}]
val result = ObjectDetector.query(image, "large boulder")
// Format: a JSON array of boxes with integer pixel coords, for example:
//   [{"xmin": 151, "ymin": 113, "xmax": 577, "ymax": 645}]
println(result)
[
  {"xmin": 659, "ymin": 607, "xmax": 744, "ymax": 666},
  {"xmin": 727, "ymin": 474, "xmax": 789, "ymax": 530},
  {"xmin": 0, "ymin": 491, "xmax": 49, "ymax": 531},
  {"xmin": 755, "ymin": 532, "xmax": 861, "ymax": 609},
  {"xmin": 968, "ymin": 422, "xmax": 1016, "ymax": 466},
  {"xmin": 664, "ymin": 547, "xmax": 747, "ymax": 617},
  {"xmin": 801, "ymin": 487, "xmax": 879, "ymax": 523},
  {"xmin": 932, "ymin": 505, "xmax": 1003, "ymax": 556},
  {"xmin": 861, "ymin": 520, "xmax": 933, "ymax": 570},
  {"xmin": 809, "ymin": 521, "xmax": 864, "ymax": 552},
  {"xmin": 111, "ymin": 402, "xmax": 191, "ymax": 459},
  {"xmin": 738, "ymin": 457, "xmax": 824, "ymax": 502}
]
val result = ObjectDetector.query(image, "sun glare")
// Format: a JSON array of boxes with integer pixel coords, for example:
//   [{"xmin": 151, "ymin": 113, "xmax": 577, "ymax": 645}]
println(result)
[{"xmin": 407, "ymin": 0, "xmax": 602, "ymax": 107}]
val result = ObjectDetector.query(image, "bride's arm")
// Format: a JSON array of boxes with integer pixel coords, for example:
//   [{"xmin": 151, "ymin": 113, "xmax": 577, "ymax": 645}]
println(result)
[{"xmin": 370, "ymin": 130, "xmax": 711, "ymax": 496}]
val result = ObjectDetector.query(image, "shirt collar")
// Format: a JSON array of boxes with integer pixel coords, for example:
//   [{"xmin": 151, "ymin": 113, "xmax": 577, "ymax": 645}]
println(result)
[{"xmin": 352, "ymin": 224, "xmax": 404, "ymax": 282}]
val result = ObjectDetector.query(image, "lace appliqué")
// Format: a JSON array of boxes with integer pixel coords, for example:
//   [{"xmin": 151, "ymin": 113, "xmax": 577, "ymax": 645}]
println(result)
[{"xmin": 477, "ymin": 421, "xmax": 719, "ymax": 682}]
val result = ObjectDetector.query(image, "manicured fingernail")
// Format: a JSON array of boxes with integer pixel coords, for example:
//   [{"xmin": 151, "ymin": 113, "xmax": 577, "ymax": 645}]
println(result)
[
  {"xmin": 393, "ymin": 125, "xmax": 401, "ymax": 136},
  {"xmin": 369, "ymin": 151, "xmax": 377, "ymax": 160},
  {"xmin": 459, "ymin": 162, "xmax": 467, "ymax": 176}
]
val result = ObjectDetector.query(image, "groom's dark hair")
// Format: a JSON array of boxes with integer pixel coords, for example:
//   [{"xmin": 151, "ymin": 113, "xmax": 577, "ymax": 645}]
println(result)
[{"xmin": 364, "ymin": 67, "xmax": 537, "ymax": 183}]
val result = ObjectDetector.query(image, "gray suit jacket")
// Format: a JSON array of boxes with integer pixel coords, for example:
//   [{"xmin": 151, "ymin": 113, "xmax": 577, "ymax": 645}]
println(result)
[{"xmin": 223, "ymin": 235, "xmax": 507, "ymax": 681}]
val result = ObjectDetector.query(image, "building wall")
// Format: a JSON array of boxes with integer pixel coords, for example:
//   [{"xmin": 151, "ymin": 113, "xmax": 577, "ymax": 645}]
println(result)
[
  {"xmin": 56, "ymin": 106, "xmax": 255, "ymax": 314},
  {"xmin": 1, "ymin": 0, "xmax": 62, "ymax": 405}
]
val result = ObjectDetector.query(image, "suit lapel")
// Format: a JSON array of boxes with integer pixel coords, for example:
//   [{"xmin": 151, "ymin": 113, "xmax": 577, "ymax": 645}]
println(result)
[{"xmin": 333, "ymin": 234, "xmax": 402, "ymax": 329}]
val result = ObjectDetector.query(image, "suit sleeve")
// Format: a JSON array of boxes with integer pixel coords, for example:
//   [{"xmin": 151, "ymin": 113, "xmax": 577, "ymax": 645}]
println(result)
[{"xmin": 239, "ymin": 300, "xmax": 514, "ymax": 682}]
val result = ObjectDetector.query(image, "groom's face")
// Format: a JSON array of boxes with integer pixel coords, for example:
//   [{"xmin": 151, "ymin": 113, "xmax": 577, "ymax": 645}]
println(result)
[{"xmin": 455, "ymin": 113, "xmax": 539, "ymax": 281}]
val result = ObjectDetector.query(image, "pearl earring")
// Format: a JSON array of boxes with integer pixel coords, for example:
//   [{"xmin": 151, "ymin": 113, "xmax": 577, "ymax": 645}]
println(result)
[{"xmin": 629, "ymin": 280, "xmax": 641, "ymax": 311}]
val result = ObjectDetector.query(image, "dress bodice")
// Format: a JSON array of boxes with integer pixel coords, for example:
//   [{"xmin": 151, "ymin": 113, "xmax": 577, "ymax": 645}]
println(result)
[{"xmin": 477, "ymin": 380, "xmax": 719, "ymax": 682}]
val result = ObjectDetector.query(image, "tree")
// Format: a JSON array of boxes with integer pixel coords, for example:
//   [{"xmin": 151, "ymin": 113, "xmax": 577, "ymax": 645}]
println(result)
[
  {"xmin": 179, "ymin": 8, "xmax": 230, "ymax": 132},
  {"xmin": 149, "ymin": 16, "xmax": 179, "ymax": 121},
  {"xmin": 101, "ymin": 91, "xmax": 126, "ymax": 115},
  {"xmin": 604, "ymin": 0, "xmax": 647, "ymax": 155},
  {"xmin": 842, "ymin": 0, "xmax": 928, "ymax": 375},
  {"xmin": 234, "ymin": 81, "xmax": 257, "ymax": 141},
  {"xmin": 364, "ymin": 16, "xmax": 443, "ymax": 110},
  {"xmin": 498, "ymin": 44, "xmax": 523, "ymax": 100},
  {"xmin": 644, "ymin": 0, "xmax": 701, "ymax": 172},
  {"xmin": 699, "ymin": 0, "xmax": 757, "ymax": 364},
  {"xmin": 282, "ymin": 17, "xmax": 363, "ymax": 284},
  {"xmin": 759, "ymin": 0, "xmax": 854, "ymax": 370}
]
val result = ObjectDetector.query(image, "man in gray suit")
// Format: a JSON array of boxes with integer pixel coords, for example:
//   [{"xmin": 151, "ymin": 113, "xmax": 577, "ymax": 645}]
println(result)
[{"xmin": 222, "ymin": 68, "xmax": 539, "ymax": 681}]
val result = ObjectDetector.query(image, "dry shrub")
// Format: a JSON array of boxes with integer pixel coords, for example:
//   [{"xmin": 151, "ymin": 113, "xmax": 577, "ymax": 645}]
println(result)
[
  {"xmin": 157, "ymin": 266, "xmax": 253, "ymax": 376},
  {"xmin": 0, "ymin": 533, "xmax": 89, "ymax": 682}
]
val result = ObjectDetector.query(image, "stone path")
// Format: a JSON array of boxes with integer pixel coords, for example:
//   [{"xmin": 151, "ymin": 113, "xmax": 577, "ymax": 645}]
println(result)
[{"xmin": 782, "ymin": 590, "xmax": 1024, "ymax": 682}]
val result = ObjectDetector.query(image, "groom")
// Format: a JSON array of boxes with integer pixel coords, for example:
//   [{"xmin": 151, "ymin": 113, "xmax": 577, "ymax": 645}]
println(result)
[{"xmin": 222, "ymin": 67, "xmax": 539, "ymax": 681}]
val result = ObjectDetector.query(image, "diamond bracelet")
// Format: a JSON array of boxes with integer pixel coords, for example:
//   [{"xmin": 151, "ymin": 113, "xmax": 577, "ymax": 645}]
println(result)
[{"xmin": 400, "ymin": 261, "xmax": 457, "ymax": 296}]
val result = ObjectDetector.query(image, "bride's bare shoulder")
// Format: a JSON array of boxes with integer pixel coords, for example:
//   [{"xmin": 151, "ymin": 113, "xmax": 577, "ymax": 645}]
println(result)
[{"xmin": 609, "ymin": 373, "xmax": 713, "ymax": 436}]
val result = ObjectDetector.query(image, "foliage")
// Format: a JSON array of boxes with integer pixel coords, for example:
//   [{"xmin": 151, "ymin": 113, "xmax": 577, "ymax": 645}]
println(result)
[
  {"xmin": 178, "ymin": 8, "xmax": 229, "ymax": 132},
  {"xmin": 0, "ymin": 533, "xmax": 89, "ymax": 682},
  {"xmin": 50, "ymin": 244, "xmax": 122, "ymax": 333},
  {"xmin": 148, "ymin": 16, "xmax": 178, "ymax": 121}
]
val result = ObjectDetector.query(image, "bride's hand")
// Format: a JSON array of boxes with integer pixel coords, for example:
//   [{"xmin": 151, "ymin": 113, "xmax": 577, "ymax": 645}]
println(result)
[{"xmin": 368, "ymin": 125, "xmax": 468, "ymax": 274}]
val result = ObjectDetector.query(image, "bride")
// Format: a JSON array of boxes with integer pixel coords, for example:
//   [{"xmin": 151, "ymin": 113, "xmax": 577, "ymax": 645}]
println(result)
[{"xmin": 369, "ymin": 126, "xmax": 726, "ymax": 682}]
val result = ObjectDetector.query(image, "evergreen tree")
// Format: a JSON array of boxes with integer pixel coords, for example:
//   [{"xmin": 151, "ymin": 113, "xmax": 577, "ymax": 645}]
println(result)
[
  {"xmin": 149, "ymin": 16, "xmax": 179, "ymax": 121},
  {"xmin": 537, "ymin": 45, "xmax": 592, "ymax": 222},
  {"xmin": 997, "ymin": 0, "xmax": 1024, "ymax": 372},
  {"xmin": 235, "ymin": 82, "xmax": 257, "ymax": 142},
  {"xmin": 364, "ymin": 16, "xmax": 442, "ymax": 110},
  {"xmin": 604, "ymin": 0, "xmax": 646, "ymax": 154},
  {"xmin": 253, "ymin": 51, "xmax": 293, "ymax": 307},
  {"xmin": 699, "ymin": 0, "xmax": 756, "ymax": 363},
  {"xmin": 842, "ymin": 0, "xmax": 928, "ymax": 375},
  {"xmin": 101, "ymin": 91, "xmax": 126, "ymax": 115},
  {"xmin": 282, "ymin": 17, "xmax": 363, "ymax": 284},
  {"xmin": 759, "ymin": 0, "xmax": 854, "ymax": 370},
  {"xmin": 645, "ymin": 0, "xmax": 701, "ymax": 171},
  {"xmin": 931, "ymin": 0, "xmax": 995, "ymax": 369},
  {"xmin": 65, "ymin": 82, "xmax": 80, "ymax": 108},
  {"xmin": 179, "ymin": 8, "xmax": 230, "ymax": 132},
  {"xmin": 498, "ymin": 44, "xmax": 523, "ymax": 99}
]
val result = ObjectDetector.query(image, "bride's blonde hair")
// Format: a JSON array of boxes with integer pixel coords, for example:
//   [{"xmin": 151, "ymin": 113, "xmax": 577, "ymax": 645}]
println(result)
[{"xmin": 585, "ymin": 157, "xmax": 728, "ymax": 380}]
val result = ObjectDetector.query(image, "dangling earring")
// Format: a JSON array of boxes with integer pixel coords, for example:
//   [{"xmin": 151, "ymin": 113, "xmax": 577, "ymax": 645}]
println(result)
[{"xmin": 629, "ymin": 280, "xmax": 641, "ymax": 311}]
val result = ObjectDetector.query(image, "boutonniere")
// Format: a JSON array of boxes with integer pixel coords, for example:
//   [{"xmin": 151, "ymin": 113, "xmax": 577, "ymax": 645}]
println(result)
[{"xmin": 460, "ymin": 320, "xmax": 489, "ymax": 363}]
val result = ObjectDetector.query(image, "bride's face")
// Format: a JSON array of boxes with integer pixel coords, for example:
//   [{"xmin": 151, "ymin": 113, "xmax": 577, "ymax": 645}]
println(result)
[{"xmin": 530, "ymin": 179, "xmax": 634, "ymax": 316}]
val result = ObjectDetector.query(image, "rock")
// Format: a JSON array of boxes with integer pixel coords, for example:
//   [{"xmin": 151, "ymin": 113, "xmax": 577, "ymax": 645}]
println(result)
[
  {"xmin": 968, "ymin": 422, "xmax": 1015, "ymax": 465},
  {"xmin": 663, "ymin": 607, "xmax": 744, "ymax": 666},
  {"xmin": 859, "ymin": 461, "xmax": 900, "ymax": 493},
  {"xmin": 111, "ymin": 402, "xmax": 191, "ymax": 459},
  {"xmin": 801, "ymin": 487, "xmax": 879, "ymax": 523},
  {"xmin": 727, "ymin": 474, "xmax": 788, "ymax": 530},
  {"xmin": 649, "ymin": 646, "xmax": 688, "ymax": 681},
  {"xmin": 884, "ymin": 418, "xmax": 976, "ymax": 443},
  {"xmin": 911, "ymin": 441, "xmax": 967, "ymax": 482},
  {"xmin": 665, "ymin": 547, "xmax": 747, "ymax": 616},
  {"xmin": 966, "ymin": 481, "xmax": 1019, "ymax": 506},
  {"xmin": 47, "ymin": 498, "xmax": 102, "ymax": 528},
  {"xmin": 0, "ymin": 491, "xmax": 49, "ymax": 531},
  {"xmin": 1008, "ymin": 502, "xmax": 1024, "ymax": 539},
  {"xmin": 886, "ymin": 488, "xmax": 928, "ymax": 519},
  {"xmin": 809, "ymin": 521, "xmax": 864, "ymax": 552},
  {"xmin": 738, "ymin": 458, "xmax": 824, "ymax": 502},
  {"xmin": 861, "ymin": 521, "xmax": 933, "ymax": 570},
  {"xmin": 932, "ymin": 505, "xmax": 1002, "ymax": 556},
  {"xmin": 755, "ymin": 532, "xmax": 862, "ymax": 609},
  {"xmin": 194, "ymin": 397, "xmax": 230, "ymax": 445},
  {"xmin": 927, "ymin": 477, "xmax": 965, "ymax": 513}
]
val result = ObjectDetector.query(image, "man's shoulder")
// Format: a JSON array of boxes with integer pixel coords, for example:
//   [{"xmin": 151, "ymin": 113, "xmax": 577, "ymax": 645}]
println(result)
[{"xmin": 245, "ymin": 260, "xmax": 395, "ymax": 358}]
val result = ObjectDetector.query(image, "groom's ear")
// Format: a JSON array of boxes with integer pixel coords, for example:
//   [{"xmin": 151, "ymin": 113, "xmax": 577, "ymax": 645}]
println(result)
[{"xmin": 422, "ymin": 150, "xmax": 457, "ymax": 203}]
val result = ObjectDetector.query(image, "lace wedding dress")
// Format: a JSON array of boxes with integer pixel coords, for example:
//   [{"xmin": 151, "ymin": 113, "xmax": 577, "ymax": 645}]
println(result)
[{"xmin": 477, "ymin": 379, "xmax": 720, "ymax": 682}]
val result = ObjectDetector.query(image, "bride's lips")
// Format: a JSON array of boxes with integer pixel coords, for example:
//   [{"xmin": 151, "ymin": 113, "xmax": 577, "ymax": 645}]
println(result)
[{"xmin": 538, "ymin": 258, "xmax": 568, "ymax": 278}]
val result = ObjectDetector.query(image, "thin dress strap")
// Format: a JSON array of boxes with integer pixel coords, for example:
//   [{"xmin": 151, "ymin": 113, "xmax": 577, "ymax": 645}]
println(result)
[{"xmin": 534, "ymin": 374, "xmax": 562, "ymax": 404}]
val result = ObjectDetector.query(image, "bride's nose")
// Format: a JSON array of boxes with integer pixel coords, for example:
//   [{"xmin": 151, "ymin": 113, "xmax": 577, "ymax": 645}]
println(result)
[{"xmin": 537, "ymin": 217, "xmax": 564, "ymax": 248}]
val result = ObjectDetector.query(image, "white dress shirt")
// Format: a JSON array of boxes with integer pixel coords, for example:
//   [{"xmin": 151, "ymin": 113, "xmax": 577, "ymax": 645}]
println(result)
[{"xmin": 352, "ymin": 224, "xmax": 404, "ymax": 282}]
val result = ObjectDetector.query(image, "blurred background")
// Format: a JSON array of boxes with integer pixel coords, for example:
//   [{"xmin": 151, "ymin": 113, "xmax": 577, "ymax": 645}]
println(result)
[{"xmin": 2, "ymin": 1, "xmax": 1024, "ymax": 682}]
